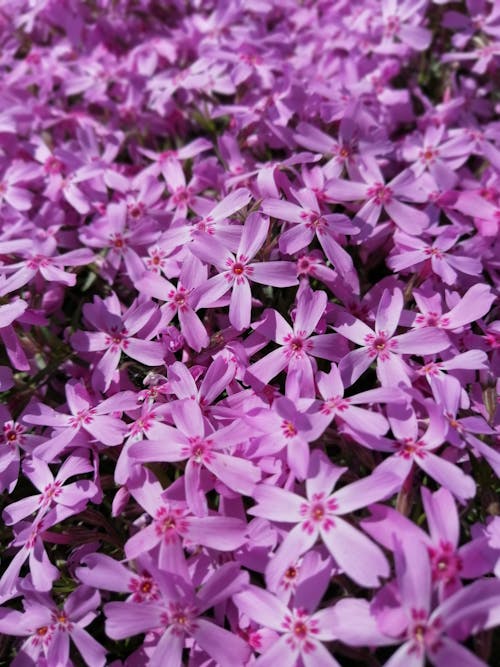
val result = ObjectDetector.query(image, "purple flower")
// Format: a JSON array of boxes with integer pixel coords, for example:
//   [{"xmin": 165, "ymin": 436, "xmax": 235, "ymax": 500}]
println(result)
[
  {"xmin": 24, "ymin": 381, "xmax": 136, "ymax": 461},
  {"xmin": 129, "ymin": 398, "xmax": 261, "ymax": 515},
  {"xmin": 191, "ymin": 212, "xmax": 298, "ymax": 330},
  {"xmin": 250, "ymin": 450, "xmax": 397, "ymax": 587},
  {"xmin": 0, "ymin": 585, "xmax": 106, "ymax": 666},
  {"xmin": 335, "ymin": 287, "xmax": 450, "ymax": 386},
  {"xmin": 234, "ymin": 585, "xmax": 340, "ymax": 666},
  {"xmin": 71, "ymin": 294, "xmax": 165, "ymax": 392},
  {"xmin": 104, "ymin": 562, "xmax": 251, "ymax": 667},
  {"xmin": 247, "ymin": 287, "xmax": 347, "ymax": 397}
]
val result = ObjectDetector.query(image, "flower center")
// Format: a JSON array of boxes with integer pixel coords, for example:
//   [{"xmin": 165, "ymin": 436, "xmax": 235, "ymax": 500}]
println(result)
[
  {"xmin": 367, "ymin": 183, "xmax": 393, "ymax": 205},
  {"xmin": 281, "ymin": 420, "xmax": 298, "ymax": 438},
  {"xmin": 293, "ymin": 621, "xmax": 308, "ymax": 638},
  {"xmin": 424, "ymin": 247, "xmax": 443, "ymax": 259},
  {"xmin": 232, "ymin": 262, "xmax": 245, "ymax": 275}
]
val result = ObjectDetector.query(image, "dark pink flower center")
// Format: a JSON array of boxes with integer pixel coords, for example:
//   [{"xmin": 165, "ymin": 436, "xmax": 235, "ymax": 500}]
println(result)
[
  {"xmin": 365, "ymin": 331, "xmax": 397, "ymax": 359},
  {"xmin": 367, "ymin": 183, "xmax": 393, "ymax": 205},
  {"xmin": 321, "ymin": 395, "xmax": 350, "ymax": 415}
]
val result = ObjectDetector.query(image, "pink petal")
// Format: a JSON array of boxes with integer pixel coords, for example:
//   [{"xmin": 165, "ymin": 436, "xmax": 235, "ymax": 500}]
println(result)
[
  {"xmin": 445, "ymin": 284, "xmax": 495, "ymax": 329},
  {"xmin": 343, "ymin": 405, "xmax": 389, "ymax": 435},
  {"xmin": 70, "ymin": 625, "xmax": 107, "ymax": 667},
  {"xmin": 320, "ymin": 517, "xmax": 389, "ymax": 587},
  {"xmin": 57, "ymin": 480, "xmax": 97, "ymax": 507},
  {"xmin": 150, "ymin": 627, "xmax": 184, "ymax": 667},
  {"xmin": 178, "ymin": 307, "xmax": 209, "ymax": 351},
  {"xmin": 104, "ymin": 601, "xmax": 164, "ymax": 639},
  {"xmin": 185, "ymin": 457, "xmax": 207, "ymax": 517},
  {"xmin": 229, "ymin": 278, "xmax": 252, "ymax": 330},
  {"xmin": 399, "ymin": 24, "xmax": 431, "ymax": 50},
  {"xmin": 197, "ymin": 562, "xmax": 249, "ymax": 612},
  {"xmin": 421, "ymin": 487, "xmax": 459, "ymax": 548},
  {"xmin": 172, "ymin": 398, "xmax": 204, "ymax": 437},
  {"xmin": 129, "ymin": 437, "xmax": 186, "ymax": 462},
  {"xmin": 192, "ymin": 273, "xmax": 231, "ymax": 309},
  {"xmin": 233, "ymin": 586, "xmax": 288, "ymax": 631},
  {"xmin": 335, "ymin": 315, "xmax": 373, "ymax": 345},
  {"xmin": 384, "ymin": 199, "xmax": 429, "ymax": 234},
  {"xmin": 209, "ymin": 187, "xmax": 252, "ymax": 222},
  {"xmin": 294, "ymin": 288, "xmax": 327, "ymax": 337},
  {"xmin": 361, "ymin": 504, "xmax": 429, "ymax": 552},
  {"xmin": 333, "ymin": 471, "xmax": 398, "ymax": 514},
  {"xmin": 333, "ymin": 598, "xmax": 394, "ymax": 647},
  {"xmin": 253, "ymin": 308, "xmax": 293, "ymax": 344},
  {"xmin": 205, "ymin": 451, "xmax": 261, "ymax": 495},
  {"xmin": 76, "ymin": 554, "xmax": 134, "ymax": 593},
  {"xmin": 376, "ymin": 352, "xmax": 411, "ymax": 387},
  {"xmin": 249, "ymin": 261, "xmax": 298, "ymax": 288},
  {"xmin": 246, "ymin": 347, "xmax": 288, "ymax": 386},
  {"xmin": 306, "ymin": 451, "xmax": 346, "ymax": 499},
  {"xmin": 339, "ymin": 347, "xmax": 373, "ymax": 387},
  {"xmin": 383, "ymin": 643, "xmax": 424, "ymax": 667},
  {"xmin": 250, "ymin": 485, "xmax": 303, "ymax": 522},
  {"xmin": 309, "ymin": 334, "xmax": 345, "ymax": 361},
  {"xmin": 190, "ymin": 234, "xmax": 233, "ymax": 268},
  {"xmin": 184, "ymin": 515, "xmax": 247, "ymax": 551},
  {"xmin": 326, "ymin": 179, "xmax": 368, "ymax": 201},
  {"xmin": 302, "ymin": 640, "xmax": 342, "ymax": 667},
  {"xmin": 318, "ymin": 233, "xmax": 357, "ymax": 285},
  {"xmin": 194, "ymin": 618, "xmax": 252, "ymax": 667},
  {"xmin": 125, "ymin": 338, "xmax": 165, "ymax": 366},
  {"xmin": 261, "ymin": 198, "xmax": 304, "ymax": 223},
  {"xmin": 279, "ymin": 224, "xmax": 315, "ymax": 254},
  {"xmin": 393, "ymin": 328, "xmax": 450, "ymax": 354},
  {"xmin": 124, "ymin": 524, "xmax": 160, "ymax": 560},
  {"xmin": 430, "ymin": 637, "xmax": 486, "ymax": 667},
  {"xmin": 417, "ymin": 452, "xmax": 476, "ymax": 500},
  {"xmin": 238, "ymin": 211, "xmax": 269, "ymax": 260},
  {"xmin": 376, "ymin": 288, "xmax": 403, "ymax": 338},
  {"xmin": 46, "ymin": 629, "xmax": 70, "ymax": 667},
  {"xmin": 394, "ymin": 535, "xmax": 432, "ymax": 617},
  {"xmin": 93, "ymin": 346, "xmax": 121, "ymax": 392},
  {"xmin": 84, "ymin": 415, "xmax": 126, "ymax": 446},
  {"xmin": 3, "ymin": 495, "xmax": 40, "ymax": 524}
]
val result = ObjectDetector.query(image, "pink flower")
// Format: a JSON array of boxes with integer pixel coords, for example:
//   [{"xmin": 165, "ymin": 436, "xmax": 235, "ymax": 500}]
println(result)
[
  {"xmin": 24, "ymin": 380, "xmax": 136, "ymax": 461},
  {"xmin": 247, "ymin": 287, "xmax": 347, "ymax": 397},
  {"xmin": 335, "ymin": 287, "xmax": 450, "ymax": 386},
  {"xmin": 250, "ymin": 450, "xmax": 397, "ymax": 587},
  {"xmin": 129, "ymin": 398, "xmax": 261, "ymax": 515},
  {"xmin": 71, "ymin": 294, "xmax": 165, "ymax": 392},
  {"xmin": 191, "ymin": 212, "xmax": 298, "ymax": 330},
  {"xmin": 234, "ymin": 585, "xmax": 340, "ymax": 667}
]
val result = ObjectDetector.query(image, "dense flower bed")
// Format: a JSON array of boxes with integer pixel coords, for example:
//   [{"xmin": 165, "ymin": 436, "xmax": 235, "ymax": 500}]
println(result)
[{"xmin": 0, "ymin": 1, "xmax": 499, "ymax": 665}]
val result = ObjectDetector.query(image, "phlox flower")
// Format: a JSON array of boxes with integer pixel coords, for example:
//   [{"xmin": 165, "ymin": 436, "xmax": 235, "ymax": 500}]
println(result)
[
  {"xmin": 262, "ymin": 190, "xmax": 359, "ymax": 291},
  {"xmin": 104, "ymin": 562, "xmax": 252, "ymax": 667},
  {"xmin": 191, "ymin": 212, "xmax": 298, "ymax": 330},
  {"xmin": 362, "ymin": 487, "xmax": 497, "ymax": 600},
  {"xmin": 250, "ymin": 450, "xmax": 397, "ymax": 587},
  {"xmin": 137, "ymin": 252, "xmax": 210, "ymax": 351},
  {"xmin": 24, "ymin": 380, "xmax": 136, "ymax": 461},
  {"xmin": 0, "ymin": 585, "xmax": 106, "ymax": 667},
  {"xmin": 335, "ymin": 287, "xmax": 450, "ymax": 387},
  {"xmin": 234, "ymin": 584, "xmax": 340, "ymax": 667},
  {"xmin": 129, "ymin": 398, "xmax": 261, "ymax": 515},
  {"xmin": 3, "ymin": 453, "xmax": 97, "ymax": 526},
  {"xmin": 247, "ymin": 287, "xmax": 347, "ymax": 397},
  {"xmin": 71, "ymin": 294, "xmax": 165, "ymax": 392}
]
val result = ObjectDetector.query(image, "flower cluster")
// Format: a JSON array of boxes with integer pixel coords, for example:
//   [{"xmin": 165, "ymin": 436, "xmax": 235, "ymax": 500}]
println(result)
[{"xmin": 0, "ymin": 1, "xmax": 499, "ymax": 665}]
